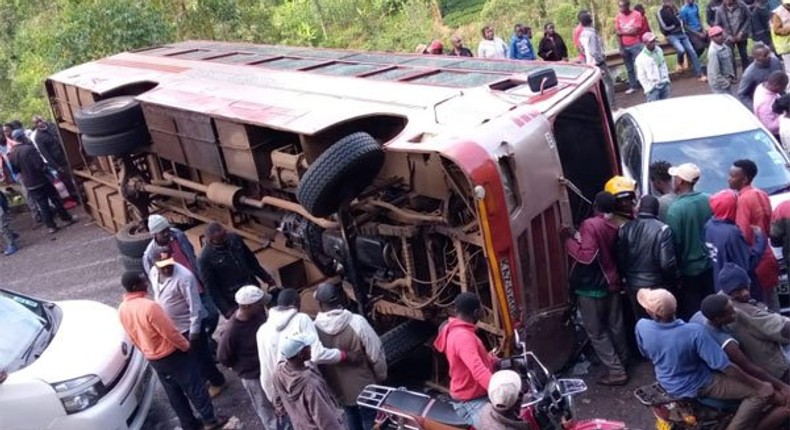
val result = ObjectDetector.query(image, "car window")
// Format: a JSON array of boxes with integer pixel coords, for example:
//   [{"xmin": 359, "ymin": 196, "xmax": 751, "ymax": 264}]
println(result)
[
  {"xmin": 651, "ymin": 129, "xmax": 790, "ymax": 195},
  {"xmin": 616, "ymin": 116, "xmax": 643, "ymax": 187},
  {"xmin": 0, "ymin": 295, "xmax": 45, "ymax": 371}
]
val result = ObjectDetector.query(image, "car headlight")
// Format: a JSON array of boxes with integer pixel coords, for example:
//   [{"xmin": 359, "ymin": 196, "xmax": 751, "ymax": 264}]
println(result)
[{"xmin": 52, "ymin": 375, "xmax": 106, "ymax": 414}]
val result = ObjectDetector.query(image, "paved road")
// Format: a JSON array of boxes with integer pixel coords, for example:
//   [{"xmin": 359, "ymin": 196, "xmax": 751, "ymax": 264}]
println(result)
[{"xmin": 0, "ymin": 76, "xmax": 712, "ymax": 430}]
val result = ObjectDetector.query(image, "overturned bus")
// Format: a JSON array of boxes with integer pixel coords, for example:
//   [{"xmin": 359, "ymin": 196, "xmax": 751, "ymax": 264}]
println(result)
[{"xmin": 46, "ymin": 41, "xmax": 621, "ymax": 376}]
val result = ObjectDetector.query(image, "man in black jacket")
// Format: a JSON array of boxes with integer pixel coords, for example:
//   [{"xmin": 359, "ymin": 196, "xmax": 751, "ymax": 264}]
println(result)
[
  {"xmin": 617, "ymin": 195, "xmax": 679, "ymax": 320},
  {"xmin": 198, "ymin": 222, "xmax": 276, "ymax": 318},
  {"xmin": 32, "ymin": 115, "xmax": 77, "ymax": 198},
  {"xmin": 8, "ymin": 130, "xmax": 74, "ymax": 233}
]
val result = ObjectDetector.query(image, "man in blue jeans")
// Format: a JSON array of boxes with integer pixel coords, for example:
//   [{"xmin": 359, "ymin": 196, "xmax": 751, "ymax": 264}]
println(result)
[
  {"xmin": 658, "ymin": 0, "xmax": 706, "ymax": 82},
  {"xmin": 615, "ymin": 0, "xmax": 648, "ymax": 94}
]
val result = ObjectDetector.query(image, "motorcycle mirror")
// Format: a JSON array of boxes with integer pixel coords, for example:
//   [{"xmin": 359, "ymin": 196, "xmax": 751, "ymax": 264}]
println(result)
[{"xmin": 514, "ymin": 329, "xmax": 521, "ymax": 345}]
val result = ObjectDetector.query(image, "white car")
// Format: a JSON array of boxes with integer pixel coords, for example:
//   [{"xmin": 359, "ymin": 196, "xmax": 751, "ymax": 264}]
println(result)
[
  {"xmin": 615, "ymin": 94, "xmax": 790, "ymax": 312},
  {"xmin": 0, "ymin": 289, "xmax": 156, "ymax": 430}
]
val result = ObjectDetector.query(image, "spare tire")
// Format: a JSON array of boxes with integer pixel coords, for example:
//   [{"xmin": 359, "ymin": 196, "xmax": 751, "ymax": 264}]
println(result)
[
  {"xmin": 75, "ymin": 96, "xmax": 145, "ymax": 136},
  {"xmin": 116, "ymin": 222, "xmax": 152, "ymax": 258},
  {"xmin": 120, "ymin": 255, "xmax": 145, "ymax": 273},
  {"xmin": 296, "ymin": 132, "xmax": 385, "ymax": 217},
  {"xmin": 81, "ymin": 125, "xmax": 150, "ymax": 157}
]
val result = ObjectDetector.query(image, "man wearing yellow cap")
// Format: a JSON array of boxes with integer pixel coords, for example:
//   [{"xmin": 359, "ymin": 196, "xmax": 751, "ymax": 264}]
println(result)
[{"xmin": 604, "ymin": 175, "xmax": 637, "ymax": 227}]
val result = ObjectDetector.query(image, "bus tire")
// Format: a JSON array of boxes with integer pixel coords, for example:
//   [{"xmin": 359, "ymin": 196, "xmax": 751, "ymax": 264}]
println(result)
[
  {"xmin": 381, "ymin": 320, "xmax": 434, "ymax": 367},
  {"xmin": 81, "ymin": 125, "xmax": 150, "ymax": 157},
  {"xmin": 74, "ymin": 96, "xmax": 145, "ymax": 136},
  {"xmin": 120, "ymin": 254, "xmax": 145, "ymax": 272},
  {"xmin": 296, "ymin": 132, "xmax": 384, "ymax": 217},
  {"xmin": 116, "ymin": 222, "xmax": 152, "ymax": 258},
  {"xmin": 304, "ymin": 221, "xmax": 338, "ymax": 277}
]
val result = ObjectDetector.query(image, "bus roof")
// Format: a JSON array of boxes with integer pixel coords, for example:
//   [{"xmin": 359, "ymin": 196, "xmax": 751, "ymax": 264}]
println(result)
[{"xmin": 49, "ymin": 40, "xmax": 596, "ymax": 135}]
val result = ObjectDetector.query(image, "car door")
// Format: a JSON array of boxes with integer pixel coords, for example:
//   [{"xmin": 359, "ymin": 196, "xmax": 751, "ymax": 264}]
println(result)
[{"xmin": 615, "ymin": 114, "xmax": 645, "ymax": 195}]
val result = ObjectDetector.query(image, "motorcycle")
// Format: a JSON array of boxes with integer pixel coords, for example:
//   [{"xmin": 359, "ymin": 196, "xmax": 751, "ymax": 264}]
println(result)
[
  {"xmin": 356, "ymin": 331, "xmax": 627, "ymax": 430},
  {"xmin": 634, "ymin": 382, "xmax": 737, "ymax": 430}
]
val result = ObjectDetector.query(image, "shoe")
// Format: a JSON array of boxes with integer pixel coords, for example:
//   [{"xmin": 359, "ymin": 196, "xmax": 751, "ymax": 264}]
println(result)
[
  {"xmin": 48, "ymin": 227, "xmax": 59, "ymax": 234},
  {"xmin": 624, "ymin": 88, "xmax": 636, "ymax": 95},
  {"xmin": 698, "ymin": 75, "xmax": 708, "ymax": 82},
  {"xmin": 4, "ymin": 245, "xmax": 17, "ymax": 256},
  {"xmin": 208, "ymin": 383, "xmax": 225, "ymax": 399},
  {"xmin": 61, "ymin": 215, "xmax": 77, "ymax": 226},
  {"xmin": 202, "ymin": 416, "xmax": 229, "ymax": 430},
  {"xmin": 675, "ymin": 64, "xmax": 685, "ymax": 72},
  {"xmin": 598, "ymin": 373, "xmax": 628, "ymax": 386}
]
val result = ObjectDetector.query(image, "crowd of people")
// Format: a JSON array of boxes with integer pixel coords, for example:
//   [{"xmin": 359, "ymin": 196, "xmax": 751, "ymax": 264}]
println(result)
[
  {"xmin": 564, "ymin": 161, "xmax": 790, "ymax": 430},
  {"xmin": 0, "ymin": 115, "xmax": 78, "ymax": 256}
]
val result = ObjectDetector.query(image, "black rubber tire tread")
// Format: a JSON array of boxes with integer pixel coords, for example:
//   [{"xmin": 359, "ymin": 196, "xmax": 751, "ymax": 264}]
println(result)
[
  {"xmin": 296, "ymin": 132, "xmax": 385, "ymax": 217},
  {"xmin": 74, "ymin": 96, "xmax": 145, "ymax": 136},
  {"xmin": 381, "ymin": 320, "xmax": 435, "ymax": 367},
  {"xmin": 120, "ymin": 255, "xmax": 145, "ymax": 272},
  {"xmin": 304, "ymin": 221, "xmax": 338, "ymax": 277},
  {"xmin": 115, "ymin": 222, "xmax": 152, "ymax": 258},
  {"xmin": 82, "ymin": 125, "xmax": 150, "ymax": 157}
]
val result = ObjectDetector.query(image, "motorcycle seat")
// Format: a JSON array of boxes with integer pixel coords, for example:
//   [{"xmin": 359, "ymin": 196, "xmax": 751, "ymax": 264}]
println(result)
[{"xmin": 382, "ymin": 391, "xmax": 469, "ymax": 427}]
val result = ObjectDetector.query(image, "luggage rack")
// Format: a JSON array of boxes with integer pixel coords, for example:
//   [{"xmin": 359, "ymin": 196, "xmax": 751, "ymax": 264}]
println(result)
[
  {"xmin": 357, "ymin": 385, "xmax": 428, "ymax": 430},
  {"xmin": 634, "ymin": 382, "xmax": 676, "ymax": 406}
]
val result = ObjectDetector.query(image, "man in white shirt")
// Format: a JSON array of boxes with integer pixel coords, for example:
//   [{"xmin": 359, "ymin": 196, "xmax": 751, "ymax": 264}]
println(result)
[
  {"xmin": 477, "ymin": 25, "xmax": 508, "ymax": 59},
  {"xmin": 579, "ymin": 11, "xmax": 617, "ymax": 108},
  {"xmin": 151, "ymin": 250, "xmax": 227, "ymax": 397},
  {"xmin": 635, "ymin": 32, "xmax": 671, "ymax": 102}
]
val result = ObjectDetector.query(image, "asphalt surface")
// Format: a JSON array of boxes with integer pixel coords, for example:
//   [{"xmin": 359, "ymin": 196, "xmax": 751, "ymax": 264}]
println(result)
[{"xmin": 0, "ymin": 76, "xmax": 712, "ymax": 430}]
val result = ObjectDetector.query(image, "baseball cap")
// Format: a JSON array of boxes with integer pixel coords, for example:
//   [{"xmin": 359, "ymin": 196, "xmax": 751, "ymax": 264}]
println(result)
[
  {"xmin": 708, "ymin": 26, "xmax": 724, "ymax": 37},
  {"xmin": 488, "ymin": 370, "xmax": 523, "ymax": 412},
  {"xmin": 147, "ymin": 214, "xmax": 170, "ymax": 234},
  {"xmin": 154, "ymin": 257, "xmax": 175, "ymax": 268},
  {"xmin": 235, "ymin": 285, "xmax": 272, "ymax": 306},
  {"xmin": 314, "ymin": 282, "xmax": 343, "ymax": 305},
  {"xmin": 280, "ymin": 331, "xmax": 316, "ymax": 359},
  {"xmin": 637, "ymin": 288, "xmax": 677, "ymax": 319},
  {"xmin": 641, "ymin": 32, "xmax": 657, "ymax": 43},
  {"xmin": 428, "ymin": 40, "xmax": 443, "ymax": 53},
  {"xmin": 668, "ymin": 163, "xmax": 701, "ymax": 183},
  {"xmin": 11, "ymin": 129, "xmax": 24, "ymax": 141}
]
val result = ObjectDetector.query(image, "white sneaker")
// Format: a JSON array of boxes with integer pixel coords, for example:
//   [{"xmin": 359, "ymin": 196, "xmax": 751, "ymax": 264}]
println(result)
[{"xmin": 624, "ymin": 88, "xmax": 636, "ymax": 95}]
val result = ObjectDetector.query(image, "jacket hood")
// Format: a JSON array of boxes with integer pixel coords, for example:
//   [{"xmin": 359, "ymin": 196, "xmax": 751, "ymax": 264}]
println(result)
[
  {"xmin": 277, "ymin": 361, "xmax": 311, "ymax": 400},
  {"xmin": 710, "ymin": 189, "xmax": 738, "ymax": 221},
  {"xmin": 433, "ymin": 317, "xmax": 476, "ymax": 353},
  {"xmin": 268, "ymin": 307, "xmax": 299, "ymax": 332},
  {"xmin": 314, "ymin": 309, "xmax": 352, "ymax": 335}
]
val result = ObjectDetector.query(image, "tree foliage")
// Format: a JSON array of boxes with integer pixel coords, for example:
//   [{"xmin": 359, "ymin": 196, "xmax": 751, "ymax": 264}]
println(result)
[{"xmin": 1, "ymin": 0, "xmax": 701, "ymax": 123}]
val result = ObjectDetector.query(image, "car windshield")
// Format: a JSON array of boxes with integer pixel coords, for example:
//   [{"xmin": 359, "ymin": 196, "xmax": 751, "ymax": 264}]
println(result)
[
  {"xmin": 651, "ymin": 129, "xmax": 790, "ymax": 195},
  {"xmin": 0, "ymin": 294, "xmax": 46, "ymax": 372}
]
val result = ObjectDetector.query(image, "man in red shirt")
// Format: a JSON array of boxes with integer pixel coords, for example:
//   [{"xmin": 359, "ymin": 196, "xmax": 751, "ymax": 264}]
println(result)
[
  {"xmin": 433, "ymin": 292, "xmax": 499, "ymax": 427},
  {"xmin": 728, "ymin": 159, "xmax": 781, "ymax": 311},
  {"xmin": 616, "ymin": 0, "xmax": 648, "ymax": 94},
  {"xmin": 118, "ymin": 271, "xmax": 227, "ymax": 430}
]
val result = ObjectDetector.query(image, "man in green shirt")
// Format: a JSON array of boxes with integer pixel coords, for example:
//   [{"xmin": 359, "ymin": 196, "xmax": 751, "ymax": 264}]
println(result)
[{"xmin": 666, "ymin": 163, "xmax": 714, "ymax": 321}]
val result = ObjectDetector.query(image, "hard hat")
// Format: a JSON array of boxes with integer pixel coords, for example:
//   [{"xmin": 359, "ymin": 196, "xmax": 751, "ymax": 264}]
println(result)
[{"xmin": 604, "ymin": 176, "xmax": 637, "ymax": 199}]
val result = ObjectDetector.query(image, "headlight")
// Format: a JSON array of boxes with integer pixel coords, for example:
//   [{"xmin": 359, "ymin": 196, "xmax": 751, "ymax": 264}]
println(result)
[{"xmin": 52, "ymin": 375, "xmax": 106, "ymax": 414}]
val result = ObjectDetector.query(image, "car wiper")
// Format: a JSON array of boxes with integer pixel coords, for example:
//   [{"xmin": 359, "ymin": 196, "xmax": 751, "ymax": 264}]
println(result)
[
  {"xmin": 20, "ymin": 326, "xmax": 46, "ymax": 365},
  {"xmin": 768, "ymin": 183, "xmax": 790, "ymax": 196}
]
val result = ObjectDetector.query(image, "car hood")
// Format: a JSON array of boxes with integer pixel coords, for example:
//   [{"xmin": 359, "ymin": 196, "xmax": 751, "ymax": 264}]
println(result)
[{"xmin": 12, "ymin": 300, "xmax": 131, "ymax": 386}]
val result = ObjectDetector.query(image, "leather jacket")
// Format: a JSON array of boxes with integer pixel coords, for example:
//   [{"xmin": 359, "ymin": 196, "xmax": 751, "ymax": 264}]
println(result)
[{"xmin": 618, "ymin": 213, "xmax": 679, "ymax": 290}]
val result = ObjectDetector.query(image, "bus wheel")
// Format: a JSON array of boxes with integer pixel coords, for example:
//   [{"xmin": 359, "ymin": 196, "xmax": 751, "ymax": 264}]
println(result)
[
  {"xmin": 381, "ymin": 320, "xmax": 435, "ymax": 367},
  {"xmin": 115, "ymin": 222, "xmax": 152, "ymax": 258},
  {"xmin": 296, "ymin": 132, "xmax": 384, "ymax": 218},
  {"xmin": 75, "ymin": 96, "xmax": 145, "ymax": 136},
  {"xmin": 120, "ymin": 254, "xmax": 145, "ymax": 272},
  {"xmin": 81, "ymin": 124, "xmax": 150, "ymax": 157}
]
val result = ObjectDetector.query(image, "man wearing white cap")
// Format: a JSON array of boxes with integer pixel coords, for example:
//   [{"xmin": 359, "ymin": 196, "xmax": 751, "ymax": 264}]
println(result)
[
  {"xmin": 636, "ymin": 288, "xmax": 787, "ymax": 430},
  {"xmin": 477, "ymin": 370, "xmax": 531, "ymax": 429},
  {"xmin": 151, "ymin": 249, "xmax": 227, "ymax": 398},
  {"xmin": 635, "ymin": 32, "xmax": 671, "ymax": 102},
  {"xmin": 273, "ymin": 332, "xmax": 345, "ymax": 430},
  {"xmin": 218, "ymin": 286, "xmax": 289, "ymax": 430},
  {"xmin": 665, "ymin": 163, "xmax": 714, "ymax": 320},
  {"xmin": 144, "ymin": 214, "xmax": 221, "ymax": 338}
]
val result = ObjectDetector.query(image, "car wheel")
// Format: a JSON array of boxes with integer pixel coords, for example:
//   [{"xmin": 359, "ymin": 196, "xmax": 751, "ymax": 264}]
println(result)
[
  {"xmin": 120, "ymin": 254, "xmax": 145, "ymax": 272},
  {"xmin": 296, "ymin": 132, "xmax": 385, "ymax": 217},
  {"xmin": 81, "ymin": 125, "xmax": 150, "ymax": 157},
  {"xmin": 116, "ymin": 222, "xmax": 152, "ymax": 258},
  {"xmin": 381, "ymin": 320, "xmax": 435, "ymax": 367},
  {"xmin": 74, "ymin": 96, "xmax": 145, "ymax": 136}
]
